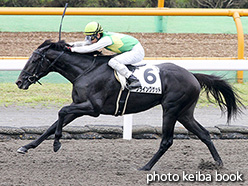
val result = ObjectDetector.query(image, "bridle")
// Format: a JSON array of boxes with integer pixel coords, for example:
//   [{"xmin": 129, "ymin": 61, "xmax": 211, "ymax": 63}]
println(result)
[
  {"xmin": 23, "ymin": 45, "xmax": 99, "ymax": 85},
  {"xmin": 23, "ymin": 47, "xmax": 64, "ymax": 85}
]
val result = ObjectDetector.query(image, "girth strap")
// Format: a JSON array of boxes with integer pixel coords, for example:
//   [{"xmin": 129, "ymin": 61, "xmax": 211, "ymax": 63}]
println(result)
[{"xmin": 114, "ymin": 88, "xmax": 130, "ymax": 116}]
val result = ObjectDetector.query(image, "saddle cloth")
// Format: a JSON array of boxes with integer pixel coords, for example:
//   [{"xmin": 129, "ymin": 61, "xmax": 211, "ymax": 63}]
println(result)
[
  {"xmin": 113, "ymin": 64, "xmax": 162, "ymax": 116},
  {"xmin": 114, "ymin": 64, "xmax": 162, "ymax": 94}
]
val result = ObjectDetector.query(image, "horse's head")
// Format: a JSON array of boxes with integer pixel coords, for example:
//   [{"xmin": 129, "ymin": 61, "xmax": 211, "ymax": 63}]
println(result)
[{"xmin": 16, "ymin": 40, "xmax": 66, "ymax": 89}]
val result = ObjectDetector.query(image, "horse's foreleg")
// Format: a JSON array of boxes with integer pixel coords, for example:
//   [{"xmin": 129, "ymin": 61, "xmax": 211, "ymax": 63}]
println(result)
[
  {"xmin": 54, "ymin": 101, "xmax": 99, "ymax": 152},
  {"xmin": 17, "ymin": 114, "xmax": 78, "ymax": 154},
  {"xmin": 139, "ymin": 115, "xmax": 177, "ymax": 171}
]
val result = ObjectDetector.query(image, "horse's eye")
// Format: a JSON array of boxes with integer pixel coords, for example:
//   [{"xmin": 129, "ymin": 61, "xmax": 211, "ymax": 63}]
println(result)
[
  {"xmin": 31, "ymin": 57, "xmax": 41, "ymax": 63},
  {"xmin": 31, "ymin": 59, "xmax": 40, "ymax": 64}
]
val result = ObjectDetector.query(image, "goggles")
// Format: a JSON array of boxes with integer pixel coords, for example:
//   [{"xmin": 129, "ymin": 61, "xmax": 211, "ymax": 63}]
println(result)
[{"xmin": 85, "ymin": 34, "xmax": 97, "ymax": 41}]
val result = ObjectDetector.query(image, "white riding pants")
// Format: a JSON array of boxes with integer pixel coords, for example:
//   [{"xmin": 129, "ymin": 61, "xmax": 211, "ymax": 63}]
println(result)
[{"xmin": 108, "ymin": 42, "xmax": 145, "ymax": 78}]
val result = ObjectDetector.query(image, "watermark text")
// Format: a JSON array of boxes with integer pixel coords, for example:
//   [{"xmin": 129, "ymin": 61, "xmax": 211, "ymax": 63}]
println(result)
[{"xmin": 147, "ymin": 171, "xmax": 244, "ymax": 184}]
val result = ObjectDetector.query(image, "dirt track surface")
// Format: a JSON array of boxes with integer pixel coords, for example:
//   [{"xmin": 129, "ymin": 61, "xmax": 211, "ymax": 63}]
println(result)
[
  {"xmin": 0, "ymin": 139, "xmax": 247, "ymax": 186},
  {"xmin": 1, "ymin": 32, "xmax": 248, "ymax": 57}
]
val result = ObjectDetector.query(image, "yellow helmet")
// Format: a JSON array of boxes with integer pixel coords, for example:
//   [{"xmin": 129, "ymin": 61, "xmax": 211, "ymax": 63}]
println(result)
[{"xmin": 84, "ymin": 22, "xmax": 103, "ymax": 36}]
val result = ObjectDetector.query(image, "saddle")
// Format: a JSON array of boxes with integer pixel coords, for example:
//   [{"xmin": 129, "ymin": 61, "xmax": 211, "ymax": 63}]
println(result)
[{"xmin": 114, "ymin": 64, "xmax": 145, "ymax": 90}]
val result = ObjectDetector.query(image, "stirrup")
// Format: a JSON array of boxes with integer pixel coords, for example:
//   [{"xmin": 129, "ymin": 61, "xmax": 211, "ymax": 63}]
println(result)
[{"xmin": 127, "ymin": 80, "xmax": 141, "ymax": 90}]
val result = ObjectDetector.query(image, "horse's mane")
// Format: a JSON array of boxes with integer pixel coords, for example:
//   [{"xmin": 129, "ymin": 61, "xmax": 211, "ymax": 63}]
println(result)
[
  {"xmin": 38, "ymin": 40, "xmax": 67, "ymax": 51},
  {"xmin": 37, "ymin": 40, "xmax": 111, "ymax": 57}
]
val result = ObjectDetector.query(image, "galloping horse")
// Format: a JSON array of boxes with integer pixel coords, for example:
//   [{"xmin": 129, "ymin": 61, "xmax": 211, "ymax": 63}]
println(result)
[{"xmin": 16, "ymin": 40, "xmax": 243, "ymax": 171}]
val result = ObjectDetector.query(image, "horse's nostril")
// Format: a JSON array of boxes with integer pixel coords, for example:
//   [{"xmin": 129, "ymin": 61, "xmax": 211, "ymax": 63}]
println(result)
[{"xmin": 16, "ymin": 80, "xmax": 22, "ymax": 88}]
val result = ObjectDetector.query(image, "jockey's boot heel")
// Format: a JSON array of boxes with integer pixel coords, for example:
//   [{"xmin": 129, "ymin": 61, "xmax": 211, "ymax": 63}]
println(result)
[{"xmin": 127, "ymin": 74, "xmax": 141, "ymax": 90}]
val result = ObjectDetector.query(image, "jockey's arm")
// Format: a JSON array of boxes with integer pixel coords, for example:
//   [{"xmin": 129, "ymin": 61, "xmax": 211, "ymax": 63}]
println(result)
[
  {"xmin": 69, "ymin": 36, "xmax": 93, "ymax": 47},
  {"xmin": 71, "ymin": 36, "xmax": 112, "ymax": 53},
  {"xmin": 69, "ymin": 41, "xmax": 87, "ymax": 47}
]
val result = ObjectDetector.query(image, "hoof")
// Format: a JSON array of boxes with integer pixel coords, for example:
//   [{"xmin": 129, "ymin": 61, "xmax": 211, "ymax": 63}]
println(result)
[
  {"xmin": 53, "ymin": 141, "xmax": 61, "ymax": 152},
  {"xmin": 216, "ymin": 161, "xmax": 224, "ymax": 168},
  {"xmin": 138, "ymin": 166, "xmax": 151, "ymax": 171},
  {"xmin": 17, "ymin": 147, "xmax": 28, "ymax": 154}
]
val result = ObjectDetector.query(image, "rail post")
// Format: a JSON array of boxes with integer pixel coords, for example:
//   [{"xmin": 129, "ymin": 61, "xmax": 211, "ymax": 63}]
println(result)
[
  {"xmin": 123, "ymin": 114, "xmax": 133, "ymax": 140},
  {"xmin": 232, "ymin": 11, "xmax": 244, "ymax": 83},
  {"xmin": 155, "ymin": 0, "xmax": 165, "ymax": 32}
]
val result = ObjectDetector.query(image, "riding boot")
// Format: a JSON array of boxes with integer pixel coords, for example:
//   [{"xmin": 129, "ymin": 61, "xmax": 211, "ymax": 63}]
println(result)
[{"xmin": 127, "ymin": 74, "xmax": 141, "ymax": 90}]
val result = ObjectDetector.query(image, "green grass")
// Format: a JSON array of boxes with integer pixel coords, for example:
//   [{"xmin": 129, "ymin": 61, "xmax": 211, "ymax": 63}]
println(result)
[
  {"xmin": 1, "ymin": 82, "xmax": 248, "ymax": 107},
  {"xmin": 0, "ymin": 83, "xmax": 72, "ymax": 107}
]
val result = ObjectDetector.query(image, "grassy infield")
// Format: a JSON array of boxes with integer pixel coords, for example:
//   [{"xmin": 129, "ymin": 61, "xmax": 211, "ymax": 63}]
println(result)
[
  {"xmin": 1, "ymin": 82, "xmax": 248, "ymax": 108},
  {"xmin": 1, "ymin": 83, "xmax": 72, "ymax": 107}
]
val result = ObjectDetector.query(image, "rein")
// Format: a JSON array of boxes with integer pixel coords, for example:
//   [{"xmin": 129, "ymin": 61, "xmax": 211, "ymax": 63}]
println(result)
[
  {"xmin": 24, "ymin": 50, "xmax": 64, "ymax": 85},
  {"xmin": 72, "ymin": 56, "xmax": 97, "ymax": 83}
]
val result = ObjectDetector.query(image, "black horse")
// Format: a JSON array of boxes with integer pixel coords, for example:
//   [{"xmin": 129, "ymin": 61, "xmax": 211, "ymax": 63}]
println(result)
[{"xmin": 16, "ymin": 40, "xmax": 243, "ymax": 171}]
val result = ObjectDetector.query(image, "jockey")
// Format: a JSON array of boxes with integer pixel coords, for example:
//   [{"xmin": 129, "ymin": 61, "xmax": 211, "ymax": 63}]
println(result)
[{"xmin": 68, "ymin": 21, "xmax": 144, "ymax": 90}]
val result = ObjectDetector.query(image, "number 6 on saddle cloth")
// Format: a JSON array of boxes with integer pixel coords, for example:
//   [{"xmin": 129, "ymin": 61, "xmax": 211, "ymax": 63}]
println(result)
[{"xmin": 116, "ymin": 64, "xmax": 162, "ymax": 94}]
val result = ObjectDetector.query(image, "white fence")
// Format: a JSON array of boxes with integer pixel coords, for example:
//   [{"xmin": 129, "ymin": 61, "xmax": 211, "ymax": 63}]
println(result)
[
  {"xmin": 1, "ymin": 59, "xmax": 248, "ymax": 139},
  {"xmin": 1, "ymin": 59, "xmax": 248, "ymax": 71}
]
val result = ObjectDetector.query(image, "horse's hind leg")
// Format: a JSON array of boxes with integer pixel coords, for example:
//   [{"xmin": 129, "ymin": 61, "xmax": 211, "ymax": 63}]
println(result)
[
  {"xmin": 178, "ymin": 107, "xmax": 223, "ymax": 167},
  {"xmin": 139, "ymin": 87, "xmax": 199, "ymax": 171},
  {"xmin": 139, "ymin": 111, "xmax": 177, "ymax": 171}
]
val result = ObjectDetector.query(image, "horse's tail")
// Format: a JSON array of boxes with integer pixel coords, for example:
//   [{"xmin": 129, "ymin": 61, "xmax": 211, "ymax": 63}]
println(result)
[{"xmin": 193, "ymin": 73, "xmax": 244, "ymax": 123}]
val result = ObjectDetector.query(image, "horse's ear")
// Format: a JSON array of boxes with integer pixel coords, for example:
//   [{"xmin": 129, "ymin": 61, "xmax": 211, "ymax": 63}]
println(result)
[
  {"xmin": 39, "ymin": 44, "xmax": 51, "ymax": 52},
  {"xmin": 38, "ymin": 40, "xmax": 52, "ymax": 49}
]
